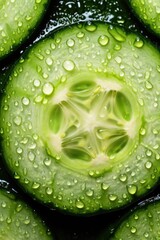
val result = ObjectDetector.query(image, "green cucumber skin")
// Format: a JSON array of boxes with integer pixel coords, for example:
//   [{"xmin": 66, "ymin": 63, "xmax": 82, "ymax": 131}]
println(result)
[
  {"xmin": 0, "ymin": 188, "xmax": 53, "ymax": 240},
  {"xmin": 128, "ymin": 0, "xmax": 160, "ymax": 37},
  {"xmin": 110, "ymin": 199, "xmax": 160, "ymax": 239},
  {"xmin": 1, "ymin": 22, "xmax": 160, "ymax": 215},
  {"xmin": 0, "ymin": 0, "xmax": 49, "ymax": 60}
]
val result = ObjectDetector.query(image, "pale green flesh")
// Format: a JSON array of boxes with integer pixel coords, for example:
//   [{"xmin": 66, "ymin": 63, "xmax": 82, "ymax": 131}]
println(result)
[
  {"xmin": 1, "ymin": 23, "xmax": 160, "ymax": 214},
  {"xmin": 129, "ymin": 0, "xmax": 160, "ymax": 37},
  {"xmin": 111, "ymin": 200, "xmax": 160, "ymax": 239},
  {"xmin": 0, "ymin": 0, "xmax": 48, "ymax": 59},
  {"xmin": 0, "ymin": 189, "xmax": 52, "ymax": 240},
  {"xmin": 43, "ymin": 72, "xmax": 141, "ymax": 173}
]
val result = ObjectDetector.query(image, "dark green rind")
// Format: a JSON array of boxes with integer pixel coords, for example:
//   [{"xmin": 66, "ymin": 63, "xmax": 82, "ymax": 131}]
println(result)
[
  {"xmin": 110, "ymin": 197, "xmax": 160, "ymax": 239},
  {"xmin": 0, "ymin": 0, "xmax": 49, "ymax": 60},
  {"xmin": 0, "ymin": 188, "xmax": 53, "ymax": 240},
  {"xmin": 1, "ymin": 22, "xmax": 160, "ymax": 215},
  {"xmin": 127, "ymin": 0, "xmax": 160, "ymax": 38}
]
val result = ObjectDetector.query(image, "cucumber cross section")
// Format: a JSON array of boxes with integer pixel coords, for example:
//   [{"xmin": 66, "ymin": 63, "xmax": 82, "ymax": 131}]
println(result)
[
  {"xmin": 127, "ymin": 0, "xmax": 160, "ymax": 37},
  {"xmin": 0, "ymin": 188, "xmax": 53, "ymax": 239},
  {"xmin": 110, "ymin": 198, "xmax": 160, "ymax": 239},
  {"xmin": 1, "ymin": 22, "xmax": 160, "ymax": 215},
  {"xmin": 0, "ymin": 0, "xmax": 49, "ymax": 59}
]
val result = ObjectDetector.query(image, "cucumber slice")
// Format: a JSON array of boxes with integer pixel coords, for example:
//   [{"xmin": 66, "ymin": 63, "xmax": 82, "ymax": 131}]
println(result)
[
  {"xmin": 0, "ymin": 188, "xmax": 52, "ymax": 239},
  {"xmin": 0, "ymin": 0, "xmax": 49, "ymax": 59},
  {"xmin": 127, "ymin": 0, "xmax": 160, "ymax": 37},
  {"xmin": 110, "ymin": 198, "xmax": 160, "ymax": 239},
  {"xmin": 1, "ymin": 22, "xmax": 160, "ymax": 215}
]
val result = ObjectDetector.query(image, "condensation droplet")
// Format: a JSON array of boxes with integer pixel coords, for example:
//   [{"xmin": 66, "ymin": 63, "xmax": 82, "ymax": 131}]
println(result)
[
  {"xmin": 28, "ymin": 151, "xmax": 35, "ymax": 161},
  {"xmin": 76, "ymin": 31, "xmax": 85, "ymax": 38},
  {"xmin": 140, "ymin": 128, "xmax": 146, "ymax": 135},
  {"xmin": 145, "ymin": 161, "xmax": 152, "ymax": 169},
  {"xmin": 46, "ymin": 57, "xmax": 53, "ymax": 66},
  {"xmin": 63, "ymin": 60, "xmax": 75, "ymax": 71},
  {"xmin": 146, "ymin": 150, "xmax": 152, "ymax": 157},
  {"xmin": 46, "ymin": 187, "xmax": 53, "ymax": 195},
  {"xmin": 98, "ymin": 35, "xmax": 109, "ymax": 46},
  {"xmin": 76, "ymin": 199, "xmax": 84, "ymax": 209},
  {"xmin": 134, "ymin": 37, "xmax": 144, "ymax": 48},
  {"xmin": 119, "ymin": 174, "xmax": 127, "ymax": 182},
  {"xmin": 34, "ymin": 79, "xmax": 41, "ymax": 87},
  {"xmin": 22, "ymin": 97, "xmax": 30, "ymax": 106},
  {"xmin": 108, "ymin": 25, "xmax": 126, "ymax": 42},
  {"xmin": 145, "ymin": 81, "xmax": 153, "ymax": 90},
  {"xmin": 32, "ymin": 182, "xmax": 40, "ymax": 189},
  {"xmin": 130, "ymin": 226, "xmax": 137, "ymax": 234},
  {"xmin": 86, "ymin": 189, "xmax": 94, "ymax": 197},
  {"xmin": 109, "ymin": 194, "xmax": 117, "ymax": 201},
  {"xmin": 66, "ymin": 38, "xmax": 75, "ymax": 47},
  {"xmin": 44, "ymin": 158, "xmax": 51, "ymax": 166},
  {"xmin": 127, "ymin": 184, "xmax": 137, "ymax": 195},
  {"xmin": 42, "ymin": 82, "xmax": 54, "ymax": 96},
  {"xmin": 13, "ymin": 116, "xmax": 22, "ymax": 126},
  {"xmin": 17, "ymin": 147, "xmax": 23, "ymax": 154},
  {"xmin": 85, "ymin": 23, "xmax": 97, "ymax": 32},
  {"xmin": 101, "ymin": 183, "xmax": 109, "ymax": 190}
]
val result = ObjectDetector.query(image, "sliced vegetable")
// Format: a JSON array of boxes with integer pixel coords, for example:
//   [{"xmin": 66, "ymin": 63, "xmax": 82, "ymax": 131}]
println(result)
[
  {"xmin": 127, "ymin": 0, "xmax": 160, "ymax": 37},
  {"xmin": 110, "ymin": 197, "xmax": 160, "ymax": 239},
  {"xmin": 1, "ymin": 22, "xmax": 160, "ymax": 215},
  {"xmin": 0, "ymin": 188, "xmax": 53, "ymax": 239},
  {"xmin": 0, "ymin": 0, "xmax": 49, "ymax": 59}
]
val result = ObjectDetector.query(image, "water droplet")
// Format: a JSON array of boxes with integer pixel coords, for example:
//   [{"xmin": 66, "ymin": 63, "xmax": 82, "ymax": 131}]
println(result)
[
  {"xmin": 42, "ymin": 82, "xmax": 54, "ymax": 96},
  {"xmin": 119, "ymin": 174, "xmax": 127, "ymax": 182},
  {"xmin": 63, "ymin": 60, "xmax": 75, "ymax": 71},
  {"xmin": 134, "ymin": 37, "xmax": 144, "ymax": 48},
  {"xmin": 140, "ymin": 128, "xmax": 146, "ymax": 135},
  {"xmin": 76, "ymin": 31, "xmax": 85, "ymax": 38},
  {"xmin": 1, "ymin": 201, "xmax": 7, "ymax": 208},
  {"xmin": 157, "ymin": 65, "xmax": 160, "ymax": 73},
  {"xmin": 145, "ymin": 161, "xmax": 152, "ymax": 169},
  {"xmin": 144, "ymin": 232, "xmax": 149, "ymax": 238},
  {"xmin": 127, "ymin": 184, "xmax": 137, "ymax": 195},
  {"xmin": 13, "ymin": 116, "xmax": 22, "ymax": 126},
  {"xmin": 156, "ymin": 153, "xmax": 160, "ymax": 160},
  {"xmin": 22, "ymin": 97, "xmax": 30, "ymax": 106},
  {"xmin": 134, "ymin": 214, "xmax": 139, "ymax": 220},
  {"xmin": 130, "ymin": 226, "xmax": 137, "ymax": 234},
  {"xmin": 32, "ymin": 182, "xmax": 40, "ymax": 189},
  {"xmin": 108, "ymin": 25, "xmax": 126, "ymax": 42},
  {"xmin": 16, "ymin": 204, "xmax": 23, "ymax": 212},
  {"xmin": 45, "ymin": 57, "xmax": 53, "ymax": 66},
  {"xmin": 28, "ymin": 151, "xmax": 35, "ymax": 161},
  {"xmin": 43, "ymin": 73, "xmax": 49, "ymax": 79},
  {"xmin": 115, "ymin": 56, "xmax": 122, "ymax": 64},
  {"xmin": 145, "ymin": 81, "xmax": 153, "ymax": 90},
  {"xmin": 85, "ymin": 23, "xmax": 97, "ymax": 32},
  {"xmin": 109, "ymin": 194, "xmax": 117, "ymax": 201},
  {"xmin": 6, "ymin": 217, "xmax": 12, "ymax": 224},
  {"xmin": 3, "ymin": 104, "xmax": 9, "ymax": 111},
  {"xmin": 101, "ymin": 183, "xmax": 109, "ymax": 190},
  {"xmin": 46, "ymin": 187, "xmax": 53, "ymax": 195},
  {"xmin": 34, "ymin": 95, "xmax": 43, "ymax": 103},
  {"xmin": 66, "ymin": 38, "xmax": 75, "ymax": 47},
  {"xmin": 98, "ymin": 35, "xmax": 109, "ymax": 46},
  {"xmin": 14, "ymin": 172, "xmax": 20, "ymax": 179},
  {"xmin": 138, "ymin": 98, "xmax": 144, "ymax": 106},
  {"xmin": 76, "ymin": 199, "xmax": 84, "ymax": 209},
  {"xmin": 17, "ymin": 147, "xmax": 23, "ymax": 154},
  {"xmin": 44, "ymin": 158, "xmax": 51, "ymax": 166},
  {"xmin": 86, "ymin": 189, "xmax": 94, "ymax": 197},
  {"xmin": 146, "ymin": 150, "xmax": 152, "ymax": 157}
]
